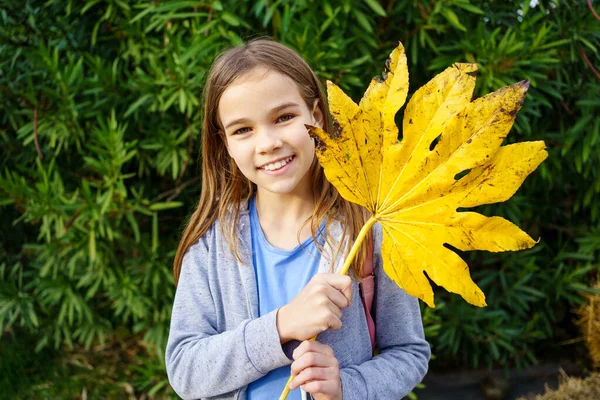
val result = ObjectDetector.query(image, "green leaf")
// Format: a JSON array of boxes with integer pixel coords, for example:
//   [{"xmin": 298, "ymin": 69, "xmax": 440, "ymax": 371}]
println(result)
[
  {"xmin": 352, "ymin": 9, "xmax": 373, "ymax": 33},
  {"xmin": 221, "ymin": 12, "xmax": 240, "ymax": 26},
  {"xmin": 149, "ymin": 201, "xmax": 183, "ymax": 211},
  {"xmin": 579, "ymin": 37, "xmax": 597, "ymax": 53},
  {"xmin": 440, "ymin": 8, "xmax": 466, "ymax": 32},
  {"xmin": 152, "ymin": 212, "xmax": 159, "ymax": 253},
  {"xmin": 0, "ymin": 198, "xmax": 16, "ymax": 206},
  {"xmin": 364, "ymin": 0, "xmax": 386, "ymax": 17},
  {"xmin": 125, "ymin": 94, "xmax": 153, "ymax": 117},
  {"xmin": 212, "ymin": 1, "xmax": 223, "ymax": 11},
  {"xmin": 453, "ymin": 2, "xmax": 485, "ymax": 15},
  {"xmin": 89, "ymin": 228, "xmax": 96, "ymax": 263},
  {"xmin": 126, "ymin": 212, "xmax": 141, "ymax": 243},
  {"xmin": 536, "ymin": 38, "xmax": 571, "ymax": 51}
]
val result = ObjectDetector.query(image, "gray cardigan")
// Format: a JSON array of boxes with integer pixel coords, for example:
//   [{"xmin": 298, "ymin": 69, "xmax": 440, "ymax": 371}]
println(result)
[{"xmin": 166, "ymin": 206, "xmax": 430, "ymax": 399}]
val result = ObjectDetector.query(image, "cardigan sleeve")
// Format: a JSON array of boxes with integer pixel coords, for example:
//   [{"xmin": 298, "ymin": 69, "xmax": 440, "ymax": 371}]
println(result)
[
  {"xmin": 339, "ymin": 223, "xmax": 431, "ymax": 399},
  {"xmin": 165, "ymin": 233, "xmax": 291, "ymax": 399}
]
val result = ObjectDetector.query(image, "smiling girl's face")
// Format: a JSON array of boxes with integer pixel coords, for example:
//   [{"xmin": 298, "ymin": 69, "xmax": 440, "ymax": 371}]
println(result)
[{"xmin": 219, "ymin": 67, "xmax": 324, "ymax": 199}]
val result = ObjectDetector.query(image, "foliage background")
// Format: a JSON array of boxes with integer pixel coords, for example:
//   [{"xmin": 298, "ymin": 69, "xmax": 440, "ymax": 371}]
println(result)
[{"xmin": 1, "ymin": 0, "xmax": 599, "ymax": 398}]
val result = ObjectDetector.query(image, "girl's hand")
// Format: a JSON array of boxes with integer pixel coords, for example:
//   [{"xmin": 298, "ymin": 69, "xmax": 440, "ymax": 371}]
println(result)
[
  {"xmin": 277, "ymin": 273, "xmax": 352, "ymax": 342},
  {"xmin": 288, "ymin": 340, "xmax": 343, "ymax": 400}
]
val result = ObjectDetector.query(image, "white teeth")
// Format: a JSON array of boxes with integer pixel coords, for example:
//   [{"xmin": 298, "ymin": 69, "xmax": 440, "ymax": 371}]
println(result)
[{"xmin": 262, "ymin": 156, "xmax": 293, "ymax": 171}]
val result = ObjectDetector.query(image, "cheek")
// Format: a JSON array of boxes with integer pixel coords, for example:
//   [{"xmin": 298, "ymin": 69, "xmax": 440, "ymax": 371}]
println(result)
[
  {"xmin": 301, "ymin": 131, "xmax": 316, "ymax": 154},
  {"xmin": 225, "ymin": 144, "xmax": 247, "ymax": 169},
  {"xmin": 292, "ymin": 121, "xmax": 315, "ymax": 149}
]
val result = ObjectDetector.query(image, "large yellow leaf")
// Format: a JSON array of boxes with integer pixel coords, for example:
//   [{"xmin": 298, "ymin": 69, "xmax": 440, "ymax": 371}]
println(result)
[{"xmin": 308, "ymin": 42, "xmax": 548, "ymax": 308}]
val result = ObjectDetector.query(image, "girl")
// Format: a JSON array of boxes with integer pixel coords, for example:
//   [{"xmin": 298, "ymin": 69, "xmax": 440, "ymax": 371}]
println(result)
[{"xmin": 166, "ymin": 38, "xmax": 430, "ymax": 400}]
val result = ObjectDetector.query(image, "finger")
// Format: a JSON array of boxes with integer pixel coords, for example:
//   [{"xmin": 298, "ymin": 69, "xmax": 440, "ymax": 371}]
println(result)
[
  {"xmin": 292, "ymin": 340, "xmax": 335, "ymax": 361},
  {"xmin": 339, "ymin": 278, "xmax": 353, "ymax": 305},
  {"xmin": 291, "ymin": 350, "xmax": 337, "ymax": 376},
  {"xmin": 289, "ymin": 367, "xmax": 335, "ymax": 390},
  {"xmin": 323, "ymin": 308, "xmax": 342, "ymax": 331},
  {"xmin": 314, "ymin": 273, "xmax": 352, "ymax": 295},
  {"xmin": 320, "ymin": 274, "xmax": 353, "ymax": 305},
  {"xmin": 322, "ymin": 285, "xmax": 350, "ymax": 310},
  {"xmin": 326, "ymin": 302, "xmax": 342, "ymax": 321},
  {"xmin": 301, "ymin": 379, "xmax": 339, "ymax": 396}
]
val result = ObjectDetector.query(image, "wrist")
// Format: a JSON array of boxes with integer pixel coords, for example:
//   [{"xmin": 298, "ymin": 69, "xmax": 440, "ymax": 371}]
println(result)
[{"xmin": 276, "ymin": 305, "xmax": 292, "ymax": 343}]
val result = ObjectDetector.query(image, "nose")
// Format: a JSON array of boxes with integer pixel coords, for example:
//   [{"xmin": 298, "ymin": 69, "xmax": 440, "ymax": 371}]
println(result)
[{"xmin": 255, "ymin": 127, "xmax": 283, "ymax": 154}]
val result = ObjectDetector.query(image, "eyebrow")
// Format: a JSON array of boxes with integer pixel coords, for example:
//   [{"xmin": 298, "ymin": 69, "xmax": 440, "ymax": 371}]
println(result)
[{"xmin": 223, "ymin": 102, "xmax": 301, "ymax": 130}]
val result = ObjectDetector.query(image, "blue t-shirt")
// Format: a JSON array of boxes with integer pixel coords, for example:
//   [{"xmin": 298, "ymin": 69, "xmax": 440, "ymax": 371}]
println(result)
[{"xmin": 246, "ymin": 196, "xmax": 325, "ymax": 400}]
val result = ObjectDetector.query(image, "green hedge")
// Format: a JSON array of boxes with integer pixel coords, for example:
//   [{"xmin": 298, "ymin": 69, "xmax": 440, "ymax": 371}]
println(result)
[{"xmin": 1, "ymin": 0, "xmax": 599, "ymax": 397}]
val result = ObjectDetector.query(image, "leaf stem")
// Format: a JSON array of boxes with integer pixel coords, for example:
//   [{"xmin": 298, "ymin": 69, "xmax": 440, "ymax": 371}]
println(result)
[
  {"xmin": 278, "ymin": 215, "xmax": 378, "ymax": 400},
  {"xmin": 339, "ymin": 215, "xmax": 378, "ymax": 275}
]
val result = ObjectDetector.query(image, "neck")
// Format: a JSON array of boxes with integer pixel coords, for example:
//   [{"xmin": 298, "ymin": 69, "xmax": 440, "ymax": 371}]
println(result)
[
  {"xmin": 254, "ymin": 189, "xmax": 317, "ymax": 249},
  {"xmin": 254, "ymin": 189, "xmax": 315, "ymax": 227}
]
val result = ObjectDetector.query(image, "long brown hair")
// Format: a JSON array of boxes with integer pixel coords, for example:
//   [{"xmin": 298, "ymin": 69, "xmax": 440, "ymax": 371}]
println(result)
[{"xmin": 173, "ymin": 37, "xmax": 371, "ymax": 285}]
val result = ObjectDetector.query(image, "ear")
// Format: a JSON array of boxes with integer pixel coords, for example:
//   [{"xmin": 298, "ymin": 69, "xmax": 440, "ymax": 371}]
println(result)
[{"xmin": 311, "ymin": 99, "xmax": 325, "ymax": 129}]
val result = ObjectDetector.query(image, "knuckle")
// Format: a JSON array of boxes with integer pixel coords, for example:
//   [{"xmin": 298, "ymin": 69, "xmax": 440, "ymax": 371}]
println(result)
[
  {"xmin": 293, "ymin": 341, "xmax": 307, "ymax": 359},
  {"xmin": 312, "ymin": 381, "xmax": 324, "ymax": 393},
  {"xmin": 290, "ymin": 361, "xmax": 299, "ymax": 375},
  {"xmin": 317, "ymin": 296, "xmax": 329, "ymax": 306},
  {"xmin": 328, "ymin": 316, "xmax": 340, "ymax": 329},
  {"xmin": 305, "ymin": 367, "xmax": 317, "ymax": 380},
  {"xmin": 303, "ymin": 341, "xmax": 316, "ymax": 353},
  {"xmin": 312, "ymin": 285, "xmax": 325, "ymax": 297},
  {"xmin": 302, "ymin": 340, "xmax": 313, "ymax": 351}
]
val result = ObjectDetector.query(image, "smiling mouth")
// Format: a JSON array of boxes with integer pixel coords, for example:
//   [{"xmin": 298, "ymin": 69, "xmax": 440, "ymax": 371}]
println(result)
[{"xmin": 259, "ymin": 155, "xmax": 295, "ymax": 171}]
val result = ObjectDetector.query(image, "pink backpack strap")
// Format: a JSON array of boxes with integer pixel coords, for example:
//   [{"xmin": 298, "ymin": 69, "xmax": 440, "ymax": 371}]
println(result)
[{"xmin": 359, "ymin": 235, "xmax": 376, "ymax": 354}]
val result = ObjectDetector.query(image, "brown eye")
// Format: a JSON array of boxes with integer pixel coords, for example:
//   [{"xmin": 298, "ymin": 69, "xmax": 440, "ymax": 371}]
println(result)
[
  {"xmin": 234, "ymin": 127, "xmax": 251, "ymax": 135},
  {"xmin": 276, "ymin": 114, "xmax": 294, "ymax": 123}
]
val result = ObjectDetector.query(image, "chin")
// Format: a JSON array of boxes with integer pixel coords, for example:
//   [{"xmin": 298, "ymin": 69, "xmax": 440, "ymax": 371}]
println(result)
[
  {"xmin": 260, "ymin": 183, "xmax": 300, "ymax": 195},
  {"xmin": 252, "ymin": 176, "xmax": 305, "ymax": 194}
]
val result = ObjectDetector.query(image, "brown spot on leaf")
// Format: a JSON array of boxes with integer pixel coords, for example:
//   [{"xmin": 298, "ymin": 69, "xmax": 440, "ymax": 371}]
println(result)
[
  {"xmin": 467, "ymin": 138, "xmax": 472, "ymax": 144},
  {"xmin": 332, "ymin": 120, "xmax": 343, "ymax": 139},
  {"xmin": 308, "ymin": 131, "xmax": 327, "ymax": 152},
  {"xmin": 409, "ymin": 119, "xmax": 413, "ymax": 124}
]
